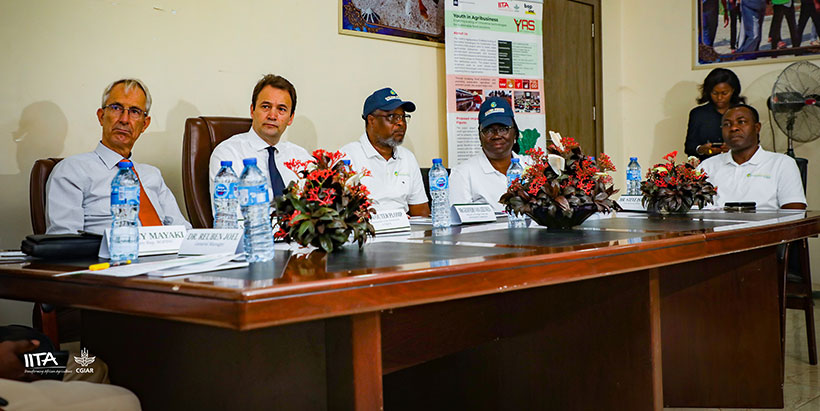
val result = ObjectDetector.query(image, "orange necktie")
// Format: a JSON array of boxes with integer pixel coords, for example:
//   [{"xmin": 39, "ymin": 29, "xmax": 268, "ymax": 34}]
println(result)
[{"xmin": 120, "ymin": 160, "xmax": 162, "ymax": 226}]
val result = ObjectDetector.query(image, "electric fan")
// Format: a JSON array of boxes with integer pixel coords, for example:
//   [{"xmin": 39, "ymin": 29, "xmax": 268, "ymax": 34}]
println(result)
[{"xmin": 767, "ymin": 61, "xmax": 820, "ymax": 157}]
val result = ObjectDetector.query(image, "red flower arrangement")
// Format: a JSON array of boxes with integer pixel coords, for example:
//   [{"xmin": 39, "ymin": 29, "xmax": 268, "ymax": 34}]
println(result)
[
  {"xmin": 500, "ymin": 133, "xmax": 621, "ymax": 228},
  {"xmin": 273, "ymin": 150, "xmax": 375, "ymax": 252},
  {"xmin": 640, "ymin": 151, "xmax": 716, "ymax": 214}
]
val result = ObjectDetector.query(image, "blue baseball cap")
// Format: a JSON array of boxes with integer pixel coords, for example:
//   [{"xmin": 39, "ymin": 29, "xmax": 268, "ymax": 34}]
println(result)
[
  {"xmin": 362, "ymin": 87, "xmax": 416, "ymax": 119},
  {"xmin": 478, "ymin": 97, "xmax": 514, "ymax": 128}
]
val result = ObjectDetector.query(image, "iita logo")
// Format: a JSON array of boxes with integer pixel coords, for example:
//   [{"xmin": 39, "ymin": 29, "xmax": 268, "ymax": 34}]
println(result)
[
  {"xmin": 490, "ymin": 102, "xmax": 497, "ymax": 108},
  {"xmin": 73, "ymin": 347, "xmax": 96, "ymax": 373}
]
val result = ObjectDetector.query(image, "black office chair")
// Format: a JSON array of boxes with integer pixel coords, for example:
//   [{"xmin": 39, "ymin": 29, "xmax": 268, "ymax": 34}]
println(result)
[{"xmin": 783, "ymin": 157, "xmax": 816, "ymax": 365}]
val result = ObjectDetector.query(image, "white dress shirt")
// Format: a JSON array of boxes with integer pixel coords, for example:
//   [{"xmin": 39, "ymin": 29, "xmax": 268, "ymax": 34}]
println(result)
[
  {"xmin": 340, "ymin": 133, "xmax": 428, "ymax": 213},
  {"xmin": 208, "ymin": 129, "xmax": 311, "ymax": 200},
  {"xmin": 45, "ymin": 142, "xmax": 191, "ymax": 234},
  {"xmin": 449, "ymin": 151, "xmax": 531, "ymax": 212},
  {"xmin": 698, "ymin": 146, "xmax": 806, "ymax": 210}
]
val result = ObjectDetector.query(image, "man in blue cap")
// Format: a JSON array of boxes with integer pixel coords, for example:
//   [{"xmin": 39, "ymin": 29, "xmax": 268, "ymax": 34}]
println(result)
[
  {"xmin": 341, "ymin": 87, "xmax": 430, "ymax": 216},
  {"xmin": 449, "ymin": 96, "xmax": 530, "ymax": 212}
]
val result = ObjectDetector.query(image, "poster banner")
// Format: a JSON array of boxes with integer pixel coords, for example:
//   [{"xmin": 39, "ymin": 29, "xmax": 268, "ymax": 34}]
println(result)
[{"xmin": 445, "ymin": 0, "xmax": 546, "ymax": 167}]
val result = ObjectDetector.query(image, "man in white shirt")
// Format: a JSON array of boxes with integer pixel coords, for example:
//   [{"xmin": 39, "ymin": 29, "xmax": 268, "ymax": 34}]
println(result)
[
  {"xmin": 209, "ymin": 74, "xmax": 311, "ymax": 201},
  {"xmin": 699, "ymin": 104, "xmax": 806, "ymax": 210},
  {"xmin": 450, "ymin": 96, "xmax": 530, "ymax": 212},
  {"xmin": 340, "ymin": 88, "xmax": 430, "ymax": 216},
  {"xmin": 46, "ymin": 79, "xmax": 191, "ymax": 234}
]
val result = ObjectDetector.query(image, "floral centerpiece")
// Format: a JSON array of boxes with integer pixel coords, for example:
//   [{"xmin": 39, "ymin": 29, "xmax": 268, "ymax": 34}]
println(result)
[
  {"xmin": 500, "ymin": 132, "xmax": 621, "ymax": 229},
  {"xmin": 273, "ymin": 150, "xmax": 375, "ymax": 252},
  {"xmin": 640, "ymin": 151, "xmax": 717, "ymax": 214}
]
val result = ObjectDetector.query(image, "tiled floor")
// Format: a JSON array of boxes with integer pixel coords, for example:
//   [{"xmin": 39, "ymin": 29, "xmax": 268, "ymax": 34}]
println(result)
[{"xmin": 666, "ymin": 292, "xmax": 820, "ymax": 411}]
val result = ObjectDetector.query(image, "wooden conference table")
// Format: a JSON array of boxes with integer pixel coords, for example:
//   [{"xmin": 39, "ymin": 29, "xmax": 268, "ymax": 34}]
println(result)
[{"xmin": 0, "ymin": 210, "xmax": 818, "ymax": 410}]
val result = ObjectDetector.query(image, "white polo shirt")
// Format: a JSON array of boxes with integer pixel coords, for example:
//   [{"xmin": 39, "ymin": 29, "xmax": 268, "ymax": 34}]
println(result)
[
  {"xmin": 449, "ymin": 151, "xmax": 531, "ymax": 212},
  {"xmin": 340, "ymin": 133, "xmax": 428, "ymax": 213},
  {"xmin": 698, "ymin": 146, "xmax": 806, "ymax": 210}
]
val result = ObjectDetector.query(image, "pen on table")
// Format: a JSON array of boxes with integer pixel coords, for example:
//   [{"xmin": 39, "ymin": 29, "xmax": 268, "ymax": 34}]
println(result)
[{"xmin": 88, "ymin": 260, "xmax": 131, "ymax": 271}]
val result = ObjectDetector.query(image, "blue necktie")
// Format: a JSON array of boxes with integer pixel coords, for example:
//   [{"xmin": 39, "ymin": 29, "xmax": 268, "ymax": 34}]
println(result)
[{"xmin": 266, "ymin": 146, "xmax": 286, "ymax": 197}]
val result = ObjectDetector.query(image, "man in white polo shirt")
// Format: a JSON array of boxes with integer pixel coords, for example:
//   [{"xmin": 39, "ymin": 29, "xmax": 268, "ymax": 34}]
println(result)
[
  {"xmin": 340, "ymin": 88, "xmax": 430, "ymax": 216},
  {"xmin": 209, "ymin": 74, "xmax": 311, "ymax": 201},
  {"xmin": 699, "ymin": 104, "xmax": 806, "ymax": 210}
]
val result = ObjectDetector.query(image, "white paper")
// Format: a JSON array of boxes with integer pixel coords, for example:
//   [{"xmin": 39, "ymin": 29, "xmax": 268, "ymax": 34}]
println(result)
[{"xmin": 55, "ymin": 254, "xmax": 239, "ymax": 278}]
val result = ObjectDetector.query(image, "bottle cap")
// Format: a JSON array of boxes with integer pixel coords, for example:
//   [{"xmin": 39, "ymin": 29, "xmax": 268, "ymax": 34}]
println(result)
[
  {"xmin": 432, "ymin": 158, "xmax": 442, "ymax": 164},
  {"xmin": 630, "ymin": 157, "xmax": 637, "ymax": 161},
  {"xmin": 221, "ymin": 161, "xmax": 232, "ymax": 167},
  {"xmin": 118, "ymin": 161, "xmax": 133, "ymax": 169},
  {"xmin": 511, "ymin": 158, "xmax": 520, "ymax": 163},
  {"xmin": 243, "ymin": 158, "xmax": 256, "ymax": 166},
  {"xmin": 343, "ymin": 159, "xmax": 351, "ymax": 165}
]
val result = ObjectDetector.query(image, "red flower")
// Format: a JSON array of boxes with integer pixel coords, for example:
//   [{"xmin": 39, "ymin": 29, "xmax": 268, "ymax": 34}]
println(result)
[{"xmin": 663, "ymin": 151, "xmax": 678, "ymax": 162}]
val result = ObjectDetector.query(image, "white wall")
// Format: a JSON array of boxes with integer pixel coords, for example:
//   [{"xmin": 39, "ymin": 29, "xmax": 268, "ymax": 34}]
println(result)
[{"xmin": 602, "ymin": 0, "xmax": 820, "ymax": 280}]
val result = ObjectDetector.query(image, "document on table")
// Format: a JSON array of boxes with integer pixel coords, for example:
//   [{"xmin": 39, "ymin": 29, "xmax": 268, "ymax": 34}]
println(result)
[{"xmin": 54, "ymin": 253, "xmax": 245, "ymax": 278}]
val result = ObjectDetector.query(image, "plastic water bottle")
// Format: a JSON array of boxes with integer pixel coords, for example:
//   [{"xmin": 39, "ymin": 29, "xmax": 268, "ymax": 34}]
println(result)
[
  {"xmin": 213, "ymin": 161, "xmax": 239, "ymax": 229},
  {"xmin": 626, "ymin": 157, "xmax": 641, "ymax": 196},
  {"xmin": 506, "ymin": 158, "xmax": 526, "ymax": 224},
  {"xmin": 429, "ymin": 158, "xmax": 450, "ymax": 228},
  {"xmin": 110, "ymin": 161, "xmax": 140, "ymax": 262},
  {"xmin": 238, "ymin": 158, "xmax": 274, "ymax": 262}
]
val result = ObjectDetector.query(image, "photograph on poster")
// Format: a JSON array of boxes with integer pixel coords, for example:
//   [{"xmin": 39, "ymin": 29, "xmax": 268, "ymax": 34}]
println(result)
[
  {"xmin": 456, "ymin": 89, "xmax": 484, "ymax": 112},
  {"xmin": 696, "ymin": 0, "xmax": 820, "ymax": 67},
  {"xmin": 340, "ymin": 0, "xmax": 444, "ymax": 46},
  {"xmin": 487, "ymin": 90, "xmax": 513, "ymax": 107},
  {"xmin": 514, "ymin": 91, "xmax": 541, "ymax": 113}
]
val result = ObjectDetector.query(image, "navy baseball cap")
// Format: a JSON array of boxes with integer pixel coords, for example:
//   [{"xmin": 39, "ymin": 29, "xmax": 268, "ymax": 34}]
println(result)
[
  {"xmin": 362, "ymin": 87, "xmax": 416, "ymax": 119},
  {"xmin": 478, "ymin": 97, "xmax": 514, "ymax": 128}
]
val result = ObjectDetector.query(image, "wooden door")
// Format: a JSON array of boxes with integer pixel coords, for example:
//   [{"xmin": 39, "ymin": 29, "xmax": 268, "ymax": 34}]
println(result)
[{"xmin": 542, "ymin": 0, "xmax": 602, "ymax": 153}]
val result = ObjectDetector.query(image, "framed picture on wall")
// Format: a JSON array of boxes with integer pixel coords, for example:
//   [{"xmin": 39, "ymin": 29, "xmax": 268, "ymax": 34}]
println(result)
[
  {"xmin": 339, "ymin": 0, "xmax": 445, "ymax": 47},
  {"xmin": 694, "ymin": 0, "xmax": 820, "ymax": 68}
]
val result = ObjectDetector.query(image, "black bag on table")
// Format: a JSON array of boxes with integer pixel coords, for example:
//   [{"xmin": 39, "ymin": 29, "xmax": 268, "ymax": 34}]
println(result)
[{"xmin": 20, "ymin": 233, "xmax": 103, "ymax": 259}]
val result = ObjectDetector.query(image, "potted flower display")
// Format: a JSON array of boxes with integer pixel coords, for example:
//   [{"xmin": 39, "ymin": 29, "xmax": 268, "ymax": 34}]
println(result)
[
  {"xmin": 274, "ymin": 150, "xmax": 375, "ymax": 252},
  {"xmin": 640, "ymin": 151, "xmax": 716, "ymax": 214},
  {"xmin": 500, "ymin": 132, "xmax": 621, "ymax": 229}
]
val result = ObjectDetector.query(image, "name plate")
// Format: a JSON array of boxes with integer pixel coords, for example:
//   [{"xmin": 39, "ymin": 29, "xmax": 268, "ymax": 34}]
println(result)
[
  {"xmin": 178, "ymin": 229, "xmax": 244, "ymax": 256},
  {"xmin": 370, "ymin": 209, "xmax": 411, "ymax": 233},
  {"xmin": 618, "ymin": 195, "xmax": 646, "ymax": 211},
  {"xmin": 98, "ymin": 225, "xmax": 187, "ymax": 259},
  {"xmin": 452, "ymin": 203, "xmax": 496, "ymax": 224}
]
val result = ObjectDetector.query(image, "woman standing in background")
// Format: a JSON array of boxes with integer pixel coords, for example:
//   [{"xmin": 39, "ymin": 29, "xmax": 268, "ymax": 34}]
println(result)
[{"xmin": 684, "ymin": 68, "xmax": 746, "ymax": 160}]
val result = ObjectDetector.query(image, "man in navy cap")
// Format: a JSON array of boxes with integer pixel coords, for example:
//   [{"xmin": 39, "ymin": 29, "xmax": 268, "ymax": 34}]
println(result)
[
  {"xmin": 340, "ymin": 87, "xmax": 430, "ymax": 216},
  {"xmin": 449, "ymin": 96, "xmax": 530, "ymax": 212}
]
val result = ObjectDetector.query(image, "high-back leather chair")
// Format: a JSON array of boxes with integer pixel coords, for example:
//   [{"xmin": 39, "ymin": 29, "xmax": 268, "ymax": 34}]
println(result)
[
  {"xmin": 29, "ymin": 158, "xmax": 63, "ymax": 345},
  {"xmin": 182, "ymin": 117, "xmax": 252, "ymax": 228},
  {"xmin": 30, "ymin": 158, "xmax": 62, "ymax": 235}
]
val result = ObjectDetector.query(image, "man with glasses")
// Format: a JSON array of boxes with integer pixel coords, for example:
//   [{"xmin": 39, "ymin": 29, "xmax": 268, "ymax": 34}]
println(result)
[
  {"xmin": 341, "ymin": 87, "xmax": 430, "ymax": 216},
  {"xmin": 209, "ymin": 74, "xmax": 311, "ymax": 203},
  {"xmin": 449, "ymin": 97, "xmax": 530, "ymax": 212},
  {"xmin": 45, "ymin": 78, "xmax": 190, "ymax": 234}
]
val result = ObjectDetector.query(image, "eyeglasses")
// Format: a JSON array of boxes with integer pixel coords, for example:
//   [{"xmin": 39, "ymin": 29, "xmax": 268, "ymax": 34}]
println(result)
[
  {"xmin": 103, "ymin": 104, "xmax": 148, "ymax": 119},
  {"xmin": 481, "ymin": 125, "xmax": 512, "ymax": 136},
  {"xmin": 371, "ymin": 113, "xmax": 411, "ymax": 124}
]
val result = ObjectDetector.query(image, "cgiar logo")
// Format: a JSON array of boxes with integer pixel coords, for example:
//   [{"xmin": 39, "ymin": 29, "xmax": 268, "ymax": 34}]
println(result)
[{"xmin": 73, "ymin": 347, "xmax": 96, "ymax": 373}]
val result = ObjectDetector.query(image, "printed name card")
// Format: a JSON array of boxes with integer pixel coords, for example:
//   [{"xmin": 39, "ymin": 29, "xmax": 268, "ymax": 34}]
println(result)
[
  {"xmin": 178, "ymin": 229, "xmax": 244, "ymax": 256},
  {"xmin": 617, "ymin": 195, "xmax": 646, "ymax": 211},
  {"xmin": 98, "ymin": 225, "xmax": 188, "ymax": 259},
  {"xmin": 452, "ymin": 204, "xmax": 496, "ymax": 224},
  {"xmin": 370, "ymin": 209, "xmax": 411, "ymax": 233}
]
